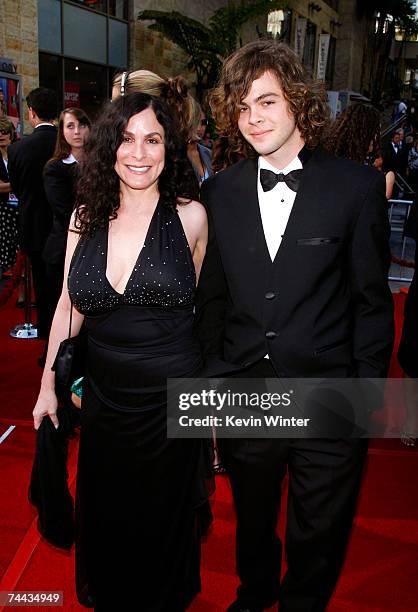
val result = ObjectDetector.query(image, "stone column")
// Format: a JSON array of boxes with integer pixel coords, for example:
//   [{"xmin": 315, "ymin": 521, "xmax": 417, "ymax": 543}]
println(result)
[{"xmin": 0, "ymin": 0, "xmax": 39, "ymax": 96}]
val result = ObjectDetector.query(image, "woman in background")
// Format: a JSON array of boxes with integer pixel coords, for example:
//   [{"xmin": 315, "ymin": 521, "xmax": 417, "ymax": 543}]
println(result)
[
  {"xmin": 0, "ymin": 117, "xmax": 18, "ymax": 279},
  {"xmin": 187, "ymin": 99, "xmax": 213, "ymax": 185},
  {"xmin": 373, "ymin": 153, "xmax": 395, "ymax": 200},
  {"xmin": 43, "ymin": 108, "xmax": 91, "ymax": 334},
  {"xmin": 324, "ymin": 102, "xmax": 381, "ymax": 165}
]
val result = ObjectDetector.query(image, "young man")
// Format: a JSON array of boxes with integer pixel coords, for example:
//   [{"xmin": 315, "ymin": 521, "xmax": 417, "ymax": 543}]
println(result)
[
  {"xmin": 8, "ymin": 87, "xmax": 57, "ymax": 344},
  {"xmin": 196, "ymin": 40, "xmax": 394, "ymax": 612}
]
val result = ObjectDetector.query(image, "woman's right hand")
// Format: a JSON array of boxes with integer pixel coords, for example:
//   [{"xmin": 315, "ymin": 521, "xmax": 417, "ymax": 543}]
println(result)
[{"xmin": 33, "ymin": 389, "xmax": 59, "ymax": 430}]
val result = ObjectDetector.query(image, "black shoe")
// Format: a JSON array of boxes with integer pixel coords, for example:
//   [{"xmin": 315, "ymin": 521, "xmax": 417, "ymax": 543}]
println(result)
[{"xmin": 226, "ymin": 601, "xmax": 264, "ymax": 612}]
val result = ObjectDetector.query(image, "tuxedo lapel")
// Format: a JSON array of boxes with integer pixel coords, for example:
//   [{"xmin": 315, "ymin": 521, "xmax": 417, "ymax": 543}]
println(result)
[
  {"xmin": 227, "ymin": 157, "xmax": 271, "ymax": 265},
  {"xmin": 272, "ymin": 147, "xmax": 326, "ymax": 266}
]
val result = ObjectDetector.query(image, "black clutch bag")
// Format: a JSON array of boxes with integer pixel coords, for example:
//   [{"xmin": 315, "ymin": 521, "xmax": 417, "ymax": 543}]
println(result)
[{"xmin": 52, "ymin": 304, "xmax": 86, "ymax": 399}]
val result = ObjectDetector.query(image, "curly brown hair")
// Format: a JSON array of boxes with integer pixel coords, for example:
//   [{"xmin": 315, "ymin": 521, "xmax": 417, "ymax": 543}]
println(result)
[
  {"xmin": 211, "ymin": 134, "xmax": 248, "ymax": 173},
  {"xmin": 74, "ymin": 93, "xmax": 198, "ymax": 236},
  {"xmin": 209, "ymin": 39, "xmax": 330, "ymax": 160},
  {"xmin": 323, "ymin": 103, "xmax": 381, "ymax": 164}
]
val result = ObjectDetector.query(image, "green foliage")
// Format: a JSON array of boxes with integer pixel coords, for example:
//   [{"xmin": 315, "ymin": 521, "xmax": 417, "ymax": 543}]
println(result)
[
  {"xmin": 138, "ymin": 0, "xmax": 286, "ymax": 99},
  {"xmin": 358, "ymin": 0, "xmax": 418, "ymax": 32}
]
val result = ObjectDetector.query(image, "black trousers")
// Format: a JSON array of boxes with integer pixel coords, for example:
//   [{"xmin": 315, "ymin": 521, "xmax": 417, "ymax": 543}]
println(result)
[
  {"xmin": 28, "ymin": 250, "xmax": 50, "ymax": 339},
  {"xmin": 218, "ymin": 360, "xmax": 368, "ymax": 611},
  {"xmin": 45, "ymin": 259, "xmax": 65, "ymax": 337}
]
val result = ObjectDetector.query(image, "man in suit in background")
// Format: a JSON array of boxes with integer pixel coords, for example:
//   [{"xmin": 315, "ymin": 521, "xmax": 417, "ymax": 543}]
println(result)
[
  {"xmin": 383, "ymin": 130, "xmax": 408, "ymax": 178},
  {"xmin": 196, "ymin": 40, "xmax": 394, "ymax": 611},
  {"xmin": 8, "ymin": 87, "xmax": 57, "ymax": 346}
]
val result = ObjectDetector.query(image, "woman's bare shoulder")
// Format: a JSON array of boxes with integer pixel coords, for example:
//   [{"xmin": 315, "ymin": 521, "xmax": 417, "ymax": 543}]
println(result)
[{"xmin": 177, "ymin": 199, "xmax": 207, "ymax": 225}]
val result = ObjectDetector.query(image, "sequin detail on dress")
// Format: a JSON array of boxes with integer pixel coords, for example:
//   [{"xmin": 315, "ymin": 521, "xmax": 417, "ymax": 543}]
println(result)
[{"xmin": 68, "ymin": 200, "xmax": 195, "ymax": 314}]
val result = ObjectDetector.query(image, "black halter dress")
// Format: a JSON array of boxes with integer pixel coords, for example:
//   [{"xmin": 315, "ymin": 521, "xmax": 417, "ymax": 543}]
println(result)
[{"xmin": 68, "ymin": 200, "xmax": 209, "ymax": 611}]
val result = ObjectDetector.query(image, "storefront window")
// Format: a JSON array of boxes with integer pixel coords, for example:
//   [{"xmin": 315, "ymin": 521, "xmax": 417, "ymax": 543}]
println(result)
[
  {"xmin": 64, "ymin": 58, "xmax": 108, "ymax": 118},
  {"xmin": 325, "ymin": 36, "xmax": 336, "ymax": 89},
  {"xmin": 38, "ymin": 1, "xmax": 128, "ymax": 118},
  {"xmin": 38, "ymin": 0, "xmax": 62, "ymax": 54},
  {"xmin": 303, "ymin": 21, "xmax": 317, "ymax": 76},
  {"xmin": 69, "ymin": 0, "xmax": 107, "ymax": 13},
  {"xmin": 109, "ymin": 19, "xmax": 128, "ymax": 68},
  {"xmin": 267, "ymin": 9, "xmax": 292, "ymax": 43},
  {"xmin": 109, "ymin": 0, "xmax": 129, "ymax": 20},
  {"xmin": 39, "ymin": 53, "xmax": 64, "ymax": 111},
  {"xmin": 63, "ymin": 3, "xmax": 107, "ymax": 64}
]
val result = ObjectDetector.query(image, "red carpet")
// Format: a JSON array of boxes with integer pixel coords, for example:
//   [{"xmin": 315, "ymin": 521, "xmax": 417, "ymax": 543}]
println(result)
[{"xmin": 1, "ymin": 290, "xmax": 417, "ymax": 611}]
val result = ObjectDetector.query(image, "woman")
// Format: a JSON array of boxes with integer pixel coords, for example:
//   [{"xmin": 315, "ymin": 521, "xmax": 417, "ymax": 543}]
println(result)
[
  {"xmin": 187, "ymin": 99, "xmax": 213, "ymax": 185},
  {"xmin": 112, "ymin": 70, "xmax": 194, "ymax": 143},
  {"xmin": 113, "ymin": 70, "xmax": 213, "ymax": 184},
  {"xmin": 373, "ymin": 153, "xmax": 396, "ymax": 200},
  {"xmin": 324, "ymin": 102, "xmax": 381, "ymax": 165},
  {"xmin": 33, "ymin": 93, "xmax": 208, "ymax": 610},
  {"xmin": 0, "ymin": 117, "xmax": 18, "ymax": 278},
  {"xmin": 43, "ymin": 108, "xmax": 91, "ymax": 332},
  {"xmin": 113, "ymin": 72, "xmax": 219, "ymax": 480}
]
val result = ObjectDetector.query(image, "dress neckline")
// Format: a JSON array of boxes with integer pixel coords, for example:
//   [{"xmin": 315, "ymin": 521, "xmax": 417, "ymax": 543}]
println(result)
[{"xmin": 104, "ymin": 199, "xmax": 160, "ymax": 297}]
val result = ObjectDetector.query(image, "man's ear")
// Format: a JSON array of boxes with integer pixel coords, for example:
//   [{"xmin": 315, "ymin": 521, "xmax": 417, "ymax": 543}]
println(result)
[{"xmin": 28, "ymin": 106, "xmax": 38, "ymax": 122}]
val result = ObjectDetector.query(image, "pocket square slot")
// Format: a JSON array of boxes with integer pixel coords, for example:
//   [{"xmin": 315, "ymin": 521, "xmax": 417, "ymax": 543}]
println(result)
[
  {"xmin": 314, "ymin": 338, "xmax": 350, "ymax": 355},
  {"xmin": 297, "ymin": 237, "xmax": 340, "ymax": 246}
]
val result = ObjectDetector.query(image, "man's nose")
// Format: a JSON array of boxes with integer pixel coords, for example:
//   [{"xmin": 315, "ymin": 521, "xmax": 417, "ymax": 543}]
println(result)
[{"xmin": 247, "ymin": 106, "xmax": 263, "ymax": 125}]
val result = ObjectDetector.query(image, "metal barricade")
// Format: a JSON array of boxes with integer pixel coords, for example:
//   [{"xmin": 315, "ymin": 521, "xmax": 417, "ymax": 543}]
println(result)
[{"xmin": 388, "ymin": 198, "xmax": 415, "ymax": 282}]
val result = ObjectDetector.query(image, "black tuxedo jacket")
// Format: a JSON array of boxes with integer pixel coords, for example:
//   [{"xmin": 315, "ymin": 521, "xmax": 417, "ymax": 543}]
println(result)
[
  {"xmin": 383, "ymin": 141, "xmax": 408, "ymax": 175},
  {"xmin": 196, "ymin": 147, "xmax": 394, "ymax": 378},
  {"xmin": 7, "ymin": 125, "xmax": 57, "ymax": 252},
  {"xmin": 43, "ymin": 159, "xmax": 77, "ymax": 265}
]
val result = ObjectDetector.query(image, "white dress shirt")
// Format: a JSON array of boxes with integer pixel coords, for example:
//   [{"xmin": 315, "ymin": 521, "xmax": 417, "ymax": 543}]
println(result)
[{"xmin": 257, "ymin": 154, "xmax": 303, "ymax": 261}]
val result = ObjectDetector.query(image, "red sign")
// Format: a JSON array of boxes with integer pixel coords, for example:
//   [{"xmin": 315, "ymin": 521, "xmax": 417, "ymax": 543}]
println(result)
[{"xmin": 64, "ymin": 81, "xmax": 80, "ymax": 108}]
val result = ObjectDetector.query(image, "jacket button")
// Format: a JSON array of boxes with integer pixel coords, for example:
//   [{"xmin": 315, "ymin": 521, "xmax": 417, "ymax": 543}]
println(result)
[
  {"xmin": 265, "ymin": 291, "xmax": 276, "ymax": 300},
  {"xmin": 265, "ymin": 331, "xmax": 277, "ymax": 339}
]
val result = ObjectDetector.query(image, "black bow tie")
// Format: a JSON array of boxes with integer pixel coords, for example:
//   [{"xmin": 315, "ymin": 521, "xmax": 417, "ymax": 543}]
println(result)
[{"xmin": 260, "ymin": 168, "xmax": 303, "ymax": 193}]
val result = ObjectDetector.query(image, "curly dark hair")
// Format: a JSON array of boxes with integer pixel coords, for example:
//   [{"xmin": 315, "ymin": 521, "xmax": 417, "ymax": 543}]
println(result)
[
  {"xmin": 209, "ymin": 39, "xmax": 330, "ymax": 161},
  {"xmin": 74, "ymin": 93, "xmax": 198, "ymax": 236},
  {"xmin": 323, "ymin": 103, "xmax": 381, "ymax": 164},
  {"xmin": 211, "ymin": 134, "xmax": 248, "ymax": 173}
]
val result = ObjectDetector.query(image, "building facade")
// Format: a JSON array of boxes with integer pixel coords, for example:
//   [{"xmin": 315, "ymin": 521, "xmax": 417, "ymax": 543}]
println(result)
[{"xmin": 0, "ymin": 0, "xmax": 380, "ymax": 133}]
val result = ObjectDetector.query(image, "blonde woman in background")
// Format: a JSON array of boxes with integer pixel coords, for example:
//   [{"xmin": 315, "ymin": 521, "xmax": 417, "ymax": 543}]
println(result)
[
  {"xmin": 187, "ymin": 98, "xmax": 213, "ymax": 185},
  {"xmin": 112, "ymin": 69, "xmax": 195, "ymax": 144}
]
